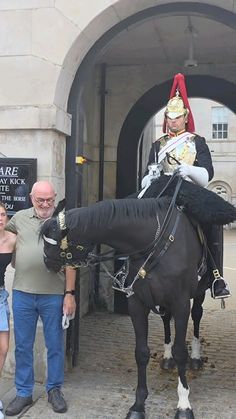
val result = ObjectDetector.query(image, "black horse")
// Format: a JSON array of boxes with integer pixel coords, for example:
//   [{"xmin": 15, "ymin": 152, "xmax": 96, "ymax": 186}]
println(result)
[
  {"xmin": 134, "ymin": 176, "xmax": 211, "ymax": 372},
  {"xmin": 40, "ymin": 187, "xmax": 236, "ymax": 419}
]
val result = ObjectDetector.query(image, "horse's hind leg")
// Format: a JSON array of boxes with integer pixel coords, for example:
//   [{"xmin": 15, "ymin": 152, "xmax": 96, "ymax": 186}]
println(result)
[
  {"xmin": 160, "ymin": 311, "xmax": 176, "ymax": 370},
  {"xmin": 172, "ymin": 301, "xmax": 195, "ymax": 419},
  {"xmin": 189, "ymin": 292, "xmax": 205, "ymax": 370},
  {"xmin": 126, "ymin": 296, "xmax": 150, "ymax": 419}
]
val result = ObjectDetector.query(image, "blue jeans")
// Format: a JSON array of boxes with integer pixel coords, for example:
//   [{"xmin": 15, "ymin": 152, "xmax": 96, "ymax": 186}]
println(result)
[
  {"xmin": 12, "ymin": 290, "xmax": 64, "ymax": 397},
  {"xmin": 0, "ymin": 288, "xmax": 10, "ymax": 331}
]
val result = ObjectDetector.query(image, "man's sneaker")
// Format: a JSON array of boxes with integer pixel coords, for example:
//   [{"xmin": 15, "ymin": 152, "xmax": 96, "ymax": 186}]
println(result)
[
  {"xmin": 48, "ymin": 388, "xmax": 67, "ymax": 413},
  {"xmin": 212, "ymin": 277, "xmax": 231, "ymax": 299},
  {"xmin": 5, "ymin": 395, "xmax": 33, "ymax": 416}
]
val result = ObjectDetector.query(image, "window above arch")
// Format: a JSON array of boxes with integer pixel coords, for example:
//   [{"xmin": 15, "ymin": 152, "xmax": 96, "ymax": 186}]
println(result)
[{"xmin": 212, "ymin": 107, "xmax": 228, "ymax": 139}]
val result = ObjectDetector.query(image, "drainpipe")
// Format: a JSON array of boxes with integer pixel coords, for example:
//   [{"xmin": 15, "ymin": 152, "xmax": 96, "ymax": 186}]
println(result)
[
  {"xmin": 98, "ymin": 63, "xmax": 106, "ymax": 200},
  {"xmin": 95, "ymin": 63, "xmax": 107, "ymax": 303}
]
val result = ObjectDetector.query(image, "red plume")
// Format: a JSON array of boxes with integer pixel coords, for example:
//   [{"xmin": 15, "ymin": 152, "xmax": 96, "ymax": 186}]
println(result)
[{"xmin": 163, "ymin": 73, "xmax": 195, "ymax": 133}]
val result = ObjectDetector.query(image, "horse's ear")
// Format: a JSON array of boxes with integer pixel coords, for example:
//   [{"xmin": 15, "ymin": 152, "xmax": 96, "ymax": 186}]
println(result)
[{"xmin": 53, "ymin": 198, "xmax": 66, "ymax": 216}]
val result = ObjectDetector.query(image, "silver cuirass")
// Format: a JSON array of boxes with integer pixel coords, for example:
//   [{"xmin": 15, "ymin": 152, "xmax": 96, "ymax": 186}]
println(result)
[{"xmin": 161, "ymin": 134, "xmax": 197, "ymax": 173}]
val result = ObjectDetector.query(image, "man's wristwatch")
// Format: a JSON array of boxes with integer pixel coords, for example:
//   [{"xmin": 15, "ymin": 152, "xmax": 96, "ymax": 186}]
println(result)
[{"xmin": 64, "ymin": 290, "xmax": 75, "ymax": 295}]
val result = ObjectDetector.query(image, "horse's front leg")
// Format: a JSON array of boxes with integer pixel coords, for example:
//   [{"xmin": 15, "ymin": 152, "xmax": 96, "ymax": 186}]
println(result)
[
  {"xmin": 126, "ymin": 296, "xmax": 150, "ymax": 419},
  {"xmin": 172, "ymin": 300, "xmax": 195, "ymax": 419},
  {"xmin": 160, "ymin": 310, "xmax": 176, "ymax": 370},
  {"xmin": 190, "ymin": 292, "xmax": 205, "ymax": 370}
]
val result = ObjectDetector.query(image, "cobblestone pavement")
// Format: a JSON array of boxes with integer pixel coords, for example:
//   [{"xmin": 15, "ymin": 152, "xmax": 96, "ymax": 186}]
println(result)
[{"xmin": 2, "ymin": 306, "xmax": 236, "ymax": 419}]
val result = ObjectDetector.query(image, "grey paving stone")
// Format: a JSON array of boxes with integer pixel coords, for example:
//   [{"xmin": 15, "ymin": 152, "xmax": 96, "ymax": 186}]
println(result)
[{"xmin": 1, "ymin": 305, "xmax": 235, "ymax": 419}]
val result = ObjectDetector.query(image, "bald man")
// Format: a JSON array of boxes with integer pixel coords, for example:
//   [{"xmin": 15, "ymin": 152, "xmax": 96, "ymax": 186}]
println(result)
[{"xmin": 5, "ymin": 181, "xmax": 76, "ymax": 416}]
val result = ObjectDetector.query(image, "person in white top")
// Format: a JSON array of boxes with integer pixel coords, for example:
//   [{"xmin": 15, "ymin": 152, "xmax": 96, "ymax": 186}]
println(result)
[{"xmin": 0, "ymin": 202, "xmax": 16, "ymax": 419}]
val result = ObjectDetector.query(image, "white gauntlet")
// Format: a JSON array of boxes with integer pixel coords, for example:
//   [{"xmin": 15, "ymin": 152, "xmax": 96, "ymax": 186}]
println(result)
[
  {"xmin": 141, "ymin": 163, "xmax": 162, "ymax": 189},
  {"xmin": 178, "ymin": 164, "xmax": 209, "ymax": 187},
  {"xmin": 138, "ymin": 174, "xmax": 156, "ymax": 198},
  {"xmin": 141, "ymin": 174, "xmax": 152, "ymax": 189}
]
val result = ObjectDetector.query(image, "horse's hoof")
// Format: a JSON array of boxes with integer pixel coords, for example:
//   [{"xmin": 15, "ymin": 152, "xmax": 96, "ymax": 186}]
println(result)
[
  {"xmin": 174, "ymin": 408, "xmax": 194, "ymax": 419},
  {"xmin": 160, "ymin": 357, "xmax": 176, "ymax": 370},
  {"xmin": 125, "ymin": 410, "xmax": 145, "ymax": 419},
  {"xmin": 189, "ymin": 357, "xmax": 203, "ymax": 370}
]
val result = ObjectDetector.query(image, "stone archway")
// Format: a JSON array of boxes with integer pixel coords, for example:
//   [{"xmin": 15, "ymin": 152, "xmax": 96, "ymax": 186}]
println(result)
[
  {"xmin": 55, "ymin": 1, "xmax": 236, "ymax": 111},
  {"xmin": 58, "ymin": 2, "xmax": 236, "ymax": 207},
  {"xmin": 57, "ymin": 1, "xmax": 236, "ymax": 317}
]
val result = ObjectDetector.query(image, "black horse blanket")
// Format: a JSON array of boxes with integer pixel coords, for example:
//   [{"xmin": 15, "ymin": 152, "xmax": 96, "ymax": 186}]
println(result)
[{"xmin": 141, "ymin": 175, "xmax": 236, "ymax": 226}]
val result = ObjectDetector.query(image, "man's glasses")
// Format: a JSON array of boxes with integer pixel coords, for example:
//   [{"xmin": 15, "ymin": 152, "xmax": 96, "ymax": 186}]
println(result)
[{"xmin": 33, "ymin": 196, "xmax": 55, "ymax": 205}]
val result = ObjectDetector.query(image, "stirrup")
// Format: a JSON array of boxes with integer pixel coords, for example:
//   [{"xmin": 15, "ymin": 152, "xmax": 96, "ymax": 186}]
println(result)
[{"xmin": 211, "ymin": 270, "xmax": 231, "ymax": 300}]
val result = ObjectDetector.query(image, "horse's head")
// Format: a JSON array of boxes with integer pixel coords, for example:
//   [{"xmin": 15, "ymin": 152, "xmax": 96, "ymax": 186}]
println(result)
[{"xmin": 40, "ymin": 210, "xmax": 94, "ymax": 272}]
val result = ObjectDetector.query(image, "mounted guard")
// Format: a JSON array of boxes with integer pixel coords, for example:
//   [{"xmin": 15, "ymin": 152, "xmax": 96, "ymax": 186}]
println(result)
[{"xmin": 139, "ymin": 72, "xmax": 231, "ymax": 300}]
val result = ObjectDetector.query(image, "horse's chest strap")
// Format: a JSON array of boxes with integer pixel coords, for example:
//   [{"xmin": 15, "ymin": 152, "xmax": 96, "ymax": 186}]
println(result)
[
  {"xmin": 124, "ymin": 209, "xmax": 182, "ymax": 300},
  {"xmin": 145, "ymin": 208, "xmax": 182, "ymax": 273}
]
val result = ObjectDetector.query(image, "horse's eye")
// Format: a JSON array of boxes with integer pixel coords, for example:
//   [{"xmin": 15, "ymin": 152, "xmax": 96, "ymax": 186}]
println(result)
[{"xmin": 43, "ymin": 235, "xmax": 58, "ymax": 246}]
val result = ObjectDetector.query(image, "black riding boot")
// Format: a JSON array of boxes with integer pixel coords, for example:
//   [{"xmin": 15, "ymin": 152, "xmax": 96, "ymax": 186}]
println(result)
[{"xmin": 207, "ymin": 225, "xmax": 231, "ymax": 299}]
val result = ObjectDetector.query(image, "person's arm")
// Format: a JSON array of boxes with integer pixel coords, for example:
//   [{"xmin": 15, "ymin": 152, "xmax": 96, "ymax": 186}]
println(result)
[
  {"xmin": 141, "ymin": 140, "xmax": 161, "ymax": 189},
  {"xmin": 178, "ymin": 136, "xmax": 214, "ymax": 187},
  {"xmin": 194, "ymin": 135, "xmax": 214, "ymax": 181},
  {"xmin": 5, "ymin": 218, "xmax": 17, "ymax": 267},
  {"xmin": 11, "ymin": 252, "xmax": 16, "ymax": 268},
  {"xmin": 178, "ymin": 164, "xmax": 209, "ymax": 187},
  {"xmin": 5, "ymin": 215, "xmax": 17, "ymax": 234},
  {"xmin": 143, "ymin": 140, "xmax": 160, "ymax": 176},
  {"xmin": 63, "ymin": 267, "xmax": 76, "ymax": 316}
]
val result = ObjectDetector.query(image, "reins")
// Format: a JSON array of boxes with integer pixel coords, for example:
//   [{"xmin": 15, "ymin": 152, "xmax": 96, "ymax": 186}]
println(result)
[{"xmin": 113, "ymin": 174, "xmax": 183, "ymax": 298}]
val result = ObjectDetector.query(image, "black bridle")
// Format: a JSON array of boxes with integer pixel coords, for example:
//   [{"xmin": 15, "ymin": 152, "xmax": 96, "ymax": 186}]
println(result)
[{"xmin": 52, "ymin": 211, "xmax": 95, "ymax": 268}]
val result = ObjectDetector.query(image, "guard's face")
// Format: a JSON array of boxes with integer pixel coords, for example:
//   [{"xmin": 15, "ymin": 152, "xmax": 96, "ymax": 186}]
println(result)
[{"xmin": 166, "ymin": 114, "xmax": 187, "ymax": 133}]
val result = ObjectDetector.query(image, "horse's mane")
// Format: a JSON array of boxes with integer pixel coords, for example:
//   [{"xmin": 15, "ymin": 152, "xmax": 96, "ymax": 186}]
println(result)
[{"xmin": 66, "ymin": 196, "xmax": 170, "ymax": 232}]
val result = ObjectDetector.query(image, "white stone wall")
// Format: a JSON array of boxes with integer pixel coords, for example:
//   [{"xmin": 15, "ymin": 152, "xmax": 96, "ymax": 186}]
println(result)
[
  {"xmin": 1, "ymin": 0, "xmax": 236, "ymax": 190},
  {"xmin": 0, "ymin": 129, "xmax": 66, "ymax": 199},
  {"xmin": 1, "ymin": 0, "xmax": 236, "ymax": 377}
]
